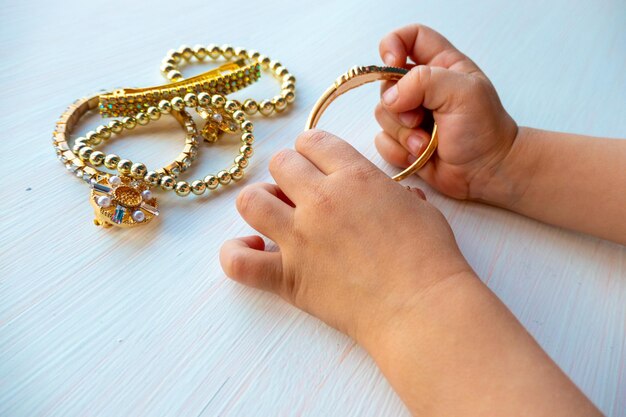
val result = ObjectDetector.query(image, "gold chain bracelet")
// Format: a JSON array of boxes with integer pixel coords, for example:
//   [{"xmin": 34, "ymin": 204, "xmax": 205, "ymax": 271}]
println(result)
[{"xmin": 161, "ymin": 44, "xmax": 296, "ymax": 117}]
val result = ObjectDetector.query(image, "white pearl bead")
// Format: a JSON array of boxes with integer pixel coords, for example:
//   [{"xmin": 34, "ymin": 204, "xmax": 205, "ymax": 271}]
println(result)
[
  {"xmin": 108, "ymin": 175, "xmax": 121, "ymax": 187},
  {"xmin": 141, "ymin": 189, "xmax": 153, "ymax": 201},
  {"xmin": 96, "ymin": 195, "xmax": 111, "ymax": 208},
  {"xmin": 212, "ymin": 113, "xmax": 223, "ymax": 123},
  {"xmin": 132, "ymin": 210, "xmax": 145, "ymax": 222}
]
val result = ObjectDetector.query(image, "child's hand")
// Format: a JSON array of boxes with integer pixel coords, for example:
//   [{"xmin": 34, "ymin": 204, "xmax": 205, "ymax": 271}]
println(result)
[
  {"xmin": 375, "ymin": 24, "xmax": 518, "ymax": 201},
  {"xmin": 220, "ymin": 130, "xmax": 472, "ymax": 345}
]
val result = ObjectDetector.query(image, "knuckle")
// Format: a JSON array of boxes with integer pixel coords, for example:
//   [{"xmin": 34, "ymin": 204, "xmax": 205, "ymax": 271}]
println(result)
[
  {"xmin": 269, "ymin": 149, "xmax": 292, "ymax": 172},
  {"xmin": 295, "ymin": 129, "xmax": 330, "ymax": 152},
  {"xmin": 236, "ymin": 185, "xmax": 261, "ymax": 215},
  {"xmin": 410, "ymin": 65, "xmax": 432, "ymax": 85},
  {"xmin": 221, "ymin": 247, "xmax": 247, "ymax": 279}
]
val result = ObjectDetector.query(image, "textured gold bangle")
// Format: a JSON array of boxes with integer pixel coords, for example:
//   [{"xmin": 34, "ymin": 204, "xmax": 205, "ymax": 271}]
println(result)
[
  {"xmin": 98, "ymin": 59, "xmax": 261, "ymax": 118},
  {"xmin": 162, "ymin": 44, "xmax": 296, "ymax": 117},
  {"xmin": 305, "ymin": 65, "xmax": 438, "ymax": 181}
]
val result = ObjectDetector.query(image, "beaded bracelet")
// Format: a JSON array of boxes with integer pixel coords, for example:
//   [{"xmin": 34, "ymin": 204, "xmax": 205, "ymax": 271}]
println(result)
[
  {"xmin": 53, "ymin": 94, "xmax": 255, "ymax": 228},
  {"xmin": 161, "ymin": 44, "xmax": 296, "ymax": 117}
]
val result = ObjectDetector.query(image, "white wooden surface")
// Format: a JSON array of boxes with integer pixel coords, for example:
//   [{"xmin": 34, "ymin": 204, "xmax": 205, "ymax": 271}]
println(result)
[{"xmin": 1, "ymin": 0, "xmax": 625, "ymax": 415}]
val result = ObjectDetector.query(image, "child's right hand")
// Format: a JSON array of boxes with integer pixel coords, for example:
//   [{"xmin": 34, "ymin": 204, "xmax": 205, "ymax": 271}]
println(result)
[{"xmin": 375, "ymin": 24, "xmax": 518, "ymax": 201}]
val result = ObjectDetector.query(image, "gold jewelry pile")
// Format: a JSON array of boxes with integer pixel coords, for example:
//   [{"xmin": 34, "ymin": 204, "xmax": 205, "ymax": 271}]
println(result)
[{"xmin": 53, "ymin": 44, "xmax": 296, "ymax": 228}]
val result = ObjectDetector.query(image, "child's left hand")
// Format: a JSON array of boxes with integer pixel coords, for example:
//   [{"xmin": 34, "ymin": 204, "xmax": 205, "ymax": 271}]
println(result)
[{"xmin": 220, "ymin": 129, "xmax": 472, "ymax": 346}]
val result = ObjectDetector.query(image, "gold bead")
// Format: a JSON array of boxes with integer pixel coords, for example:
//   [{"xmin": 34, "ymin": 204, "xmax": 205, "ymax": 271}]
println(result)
[
  {"xmin": 175, "ymin": 181, "xmax": 191, "ymax": 196},
  {"xmin": 147, "ymin": 106, "xmax": 161, "ymax": 120},
  {"xmin": 270, "ymin": 60, "xmax": 282, "ymax": 71},
  {"xmin": 284, "ymin": 90, "xmax": 296, "ymax": 103},
  {"xmin": 221, "ymin": 44, "xmax": 234, "ymax": 59},
  {"xmin": 184, "ymin": 93, "xmax": 198, "ymax": 107},
  {"xmin": 249, "ymin": 50, "xmax": 261, "ymax": 60},
  {"xmin": 96, "ymin": 125, "xmax": 111, "ymax": 139},
  {"xmin": 285, "ymin": 74, "xmax": 296, "ymax": 83},
  {"xmin": 72, "ymin": 143, "xmax": 85, "ymax": 153},
  {"xmin": 273, "ymin": 96, "xmax": 287, "ymax": 112},
  {"xmin": 168, "ymin": 49, "xmax": 183, "ymax": 63},
  {"xmin": 234, "ymin": 155, "xmax": 249, "ymax": 168},
  {"xmin": 241, "ymin": 120, "xmax": 254, "ymax": 132},
  {"xmin": 144, "ymin": 171, "xmax": 159, "ymax": 185},
  {"xmin": 259, "ymin": 99, "xmax": 274, "ymax": 116},
  {"xmin": 136, "ymin": 112, "xmax": 149, "ymax": 125},
  {"xmin": 204, "ymin": 175, "xmax": 219, "ymax": 190},
  {"xmin": 243, "ymin": 99, "xmax": 258, "ymax": 115},
  {"xmin": 241, "ymin": 132, "xmax": 254, "ymax": 145},
  {"xmin": 224, "ymin": 100, "xmax": 239, "ymax": 113},
  {"xmin": 193, "ymin": 44, "xmax": 208, "ymax": 60},
  {"xmin": 277, "ymin": 67, "xmax": 289, "ymax": 77},
  {"xmin": 78, "ymin": 146, "xmax": 93, "ymax": 161},
  {"xmin": 217, "ymin": 170, "xmax": 232, "ymax": 185},
  {"xmin": 229, "ymin": 165, "xmax": 244, "ymax": 181},
  {"xmin": 240, "ymin": 144, "xmax": 253, "ymax": 158},
  {"xmin": 282, "ymin": 81, "xmax": 296, "ymax": 91},
  {"xmin": 108, "ymin": 119, "xmax": 123, "ymax": 133},
  {"xmin": 168, "ymin": 70, "xmax": 183, "ymax": 81},
  {"xmin": 117, "ymin": 159, "xmax": 132, "ymax": 175},
  {"xmin": 104, "ymin": 154, "xmax": 120, "ymax": 169},
  {"xmin": 160, "ymin": 175, "xmax": 175, "ymax": 190},
  {"xmin": 158, "ymin": 100, "xmax": 173, "ymax": 114},
  {"xmin": 259, "ymin": 55, "xmax": 271, "ymax": 70},
  {"xmin": 179, "ymin": 45, "xmax": 194, "ymax": 60},
  {"xmin": 122, "ymin": 116, "xmax": 136, "ymax": 129},
  {"xmin": 211, "ymin": 95, "xmax": 225, "ymax": 108},
  {"xmin": 85, "ymin": 130, "xmax": 101, "ymax": 146},
  {"xmin": 171, "ymin": 96, "xmax": 185, "ymax": 111},
  {"xmin": 232, "ymin": 110, "xmax": 245, "ymax": 122},
  {"xmin": 163, "ymin": 58, "xmax": 177, "ymax": 67},
  {"xmin": 89, "ymin": 150, "xmax": 105, "ymax": 166},
  {"xmin": 160, "ymin": 63, "xmax": 176, "ymax": 74},
  {"xmin": 130, "ymin": 162, "xmax": 147, "ymax": 179},
  {"xmin": 234, "ymin": 47, "xmax": 248, "ymax": 58},
  {"xmin": 208, "ymin": 44, "xmax": 221, "ymax": 59},
  {"xmin": 198, "ymin": 92, "xmax": 211, "ymax": 106},
  {"xmin": 191, "ymin": 180, "xmax": 206, "ymax": 195}
]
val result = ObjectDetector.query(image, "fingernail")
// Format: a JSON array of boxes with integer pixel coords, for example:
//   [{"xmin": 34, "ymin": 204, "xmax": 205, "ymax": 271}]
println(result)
[
  {"xmin": 383, "ymin": 52, "xmax": 395, "ymax": 66},
  {"xmin": 399, "ymin": 112, "xmax": 417, "ymax": 128},
  {"xmin": 382, "ymin": 86, "xmax": 398, "ymax": 105},
  {"xmin": 407, "ymin": 154, "xmax": 417, "ymax": 165},
  {"xmin": 407, "ymin": 134, "xmax": 425, "ymax": 155}
]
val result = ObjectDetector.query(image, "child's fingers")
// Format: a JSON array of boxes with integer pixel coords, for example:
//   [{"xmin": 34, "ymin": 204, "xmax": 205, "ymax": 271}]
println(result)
[
  {"xmin": 375, "ymin": 105, "xmax": 431, "ymax": 156},
  {"xmin": 381, "ymin": 65, "xmax": 468, "ymax": 114},
  {"xmin": 375, "ymin": 103, "xmax": 425, "ymax": 130},
  {"xmin": 220, "ymin": 236, "xmax": 284, "ymax": 294},
  {"xmin": 379, "ymin": 24, "xmax": 478, "ymax": 73},
  {"xmin": 374, "ymin": 131, "xmax": 412, "ymax": 168},
  {"xmin": 236, "ymin": 183, "xmax": 294, "ymax": 243}
]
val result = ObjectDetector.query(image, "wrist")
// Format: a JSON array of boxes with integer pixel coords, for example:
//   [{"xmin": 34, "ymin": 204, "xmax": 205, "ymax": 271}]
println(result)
[{"xmin": 471, "ymin": 126, "xmax": 540, "ymax": 209}]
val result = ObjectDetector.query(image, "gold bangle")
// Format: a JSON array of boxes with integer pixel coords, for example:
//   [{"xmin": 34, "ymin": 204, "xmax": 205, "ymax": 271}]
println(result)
[
  {"xmin": 162, "ymin": 44, "xmax": 296, "ymax": 117},
  {"xmin": 305, "ymin": 65, "xmax": 438, "ymax": 181},
  {"xmin": 98, "ymin": 59, "xmax": 261, "ymax": 118}
]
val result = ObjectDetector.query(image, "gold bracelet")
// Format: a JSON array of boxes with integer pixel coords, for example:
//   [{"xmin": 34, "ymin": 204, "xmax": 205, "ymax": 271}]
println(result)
[
  {"xmin": 53, "ymin": 94, "xmax": 255, "ymax": 228},
  {"xmin": 305, "ymin": 65, "xmax": 438, "ymax": 181},
  {"xmin": 161, "ymin": 44, "xmax": 296, "ymax": 117},
  {"xmin": 98, "ymin": 58, "xmax": 261, "ymax": 118}
]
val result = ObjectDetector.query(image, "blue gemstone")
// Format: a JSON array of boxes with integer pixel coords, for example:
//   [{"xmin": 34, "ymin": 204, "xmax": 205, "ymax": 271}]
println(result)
[
  {"xmin": 113, "ymin": 205, "xmax": 126, "ymax": 224},
  {"xmin": 93, "ymin": 183, "xmax": 111, "ymax": 193}
]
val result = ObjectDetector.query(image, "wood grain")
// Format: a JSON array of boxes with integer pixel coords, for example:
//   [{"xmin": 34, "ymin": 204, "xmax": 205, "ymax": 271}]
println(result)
[{"xmin": 1, "ymin": 0, "xmax": 624, "ymax": 415}]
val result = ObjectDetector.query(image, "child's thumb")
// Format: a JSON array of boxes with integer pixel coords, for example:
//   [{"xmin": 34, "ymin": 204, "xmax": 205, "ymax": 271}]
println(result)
[{"xmin": 381, "ymin": 65, "xmax": 468, "ymax": 114}]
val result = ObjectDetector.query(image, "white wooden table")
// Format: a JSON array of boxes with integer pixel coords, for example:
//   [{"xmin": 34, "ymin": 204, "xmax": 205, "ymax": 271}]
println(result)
[{"xmin": 1, "ymin": 0, "xmax": 625, "ymax": 415}]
